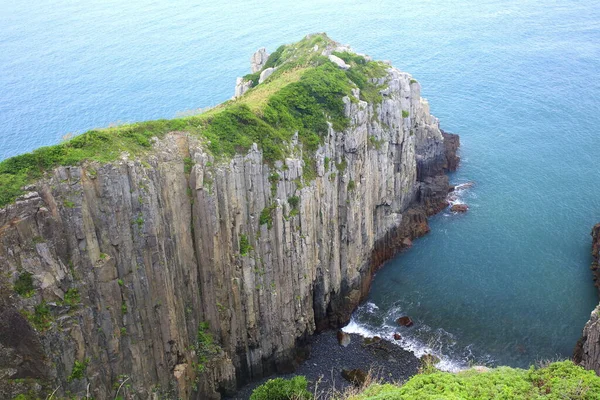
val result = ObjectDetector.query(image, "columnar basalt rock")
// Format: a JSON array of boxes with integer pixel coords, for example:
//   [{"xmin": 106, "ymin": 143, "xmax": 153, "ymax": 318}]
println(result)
[
  {"xmin": 0, "ymin": 44, "xmax": 459, "ymax": 399},
  {"xmin": 574, "ymin": 223, "xmax": 600, "ymax": 374}
]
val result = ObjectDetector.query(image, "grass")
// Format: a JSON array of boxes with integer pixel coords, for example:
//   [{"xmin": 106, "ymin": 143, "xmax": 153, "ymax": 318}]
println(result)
[{"xmin": 0, "ymin": 33, "xmax": 391, "ymax": 208}]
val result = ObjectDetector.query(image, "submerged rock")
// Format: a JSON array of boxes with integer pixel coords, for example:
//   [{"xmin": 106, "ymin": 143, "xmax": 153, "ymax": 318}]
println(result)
[
  {"xmin": 451, "ymin": 204, "xmax": 469, "ymax": 212},
  {"xmin": 397, "ymin": 316, "xmax": 414, "ymax": 327}
]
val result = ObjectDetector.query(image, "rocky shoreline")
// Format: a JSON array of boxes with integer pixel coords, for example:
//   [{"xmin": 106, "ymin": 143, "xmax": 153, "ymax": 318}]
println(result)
[{"xmin": 228, "ymin": 331, "xmax": 419, "ymax": 399}]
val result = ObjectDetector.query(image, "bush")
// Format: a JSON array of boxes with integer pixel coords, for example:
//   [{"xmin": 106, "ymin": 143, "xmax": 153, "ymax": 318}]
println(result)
[
  {"xmin": 353, "ymin": 361, "xmax": 600, "ymax": 400},
  {"xmin": 13, "ymin": 272, "xmax": 34, "ymax": 297},
  {"xmin": 250, "ymin": 376, "xmax": 312, "ymax": 400}
]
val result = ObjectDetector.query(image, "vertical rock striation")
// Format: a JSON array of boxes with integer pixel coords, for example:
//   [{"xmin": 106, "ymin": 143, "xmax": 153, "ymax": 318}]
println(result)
[
  {"xmin": 0, "ymin": 44, "xmax": 459, "ymax": 399},
  {"xmin": 575, "ymin": 223, "xmax": 600, "ymax": 374}
]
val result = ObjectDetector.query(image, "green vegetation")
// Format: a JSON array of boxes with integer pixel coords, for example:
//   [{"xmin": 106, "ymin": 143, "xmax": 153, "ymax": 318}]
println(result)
[
  {"xmin": 22, "ymin": 301, "xmax": 53, "ymax": 331},
  {"xmin": 410, "ymin": 78, "xmax": 418, "ymax": 84},
  {"xmin": 347, "ymin": 180, "xmax": 356, "ymax": 191},
  {"xmin": 347, "ymin": 361, "xmax": 600, "ymax": 400},
  {"xmin": 260, "ymin": 203, "xmax": 277, "ymax": 229},
  {"xmin": 61, "ymin": 288, "xmax": 80, "ymax": 307},
  {"xmin": 0, "ymin": 33, "xmax": 391, "ymax": 209},
  {"xmin": 194, "ymin": 322, "xmax": 220, "ymax": 373},
  {"xmin": 68, "ymin": 358, "xmax": 89, "ymax": 382},
  {"xmin": 13, "ymin": 272, "xmax": 34, "ymax": 297},
  {"xmin": 333, "ymin": 51, "xmax": 388, "ymax": 104},
  {"xmin": 402, "ymin": 110, "xmax": 410, "ymax": 118},
  {"xmin": 183, "ymin": 157, "xmax": 194, "ymax": 173},
  {"xmin": 239, "ymin": 234, "xmax": 252, "ymax": 256},
  {"xmin": 121, "ymin": 301, "xmax": 128, "ymax": 315},
  {"xmin": 117, "ymin": 279, "xmax": 124, "ymax": 286},
  {"xmin": 249, "ymin": 361, "xmax": 600, "ymax": 400},
  {"xmin": 269, "ymin": 172, "xmax": 281, "ymax": 197},
  {"xmin": 250, "ymin": 376, "xmax": 311, "ymax": 400},
  {"xmin": 288, "ymin": 196, "xmax": 300, "ymax": 210},
  {"xmin": 368, "ymin": 135, "xmax": 384, "ymax": 150},
  {"xmin": 335, "ymin": 157, "xmax": 348, "ymax": 173}
]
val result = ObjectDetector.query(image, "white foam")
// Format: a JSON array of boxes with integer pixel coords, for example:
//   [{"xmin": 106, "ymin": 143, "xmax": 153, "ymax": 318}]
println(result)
[{"xmin": 342, "ymin": 318, "xmax": 466, "ymax": 373}]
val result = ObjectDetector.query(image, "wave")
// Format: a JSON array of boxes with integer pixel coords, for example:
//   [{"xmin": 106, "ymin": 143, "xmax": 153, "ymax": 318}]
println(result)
[{"xmin": 343, "ymin": 302, "xmax": 493, "ymax": 373}]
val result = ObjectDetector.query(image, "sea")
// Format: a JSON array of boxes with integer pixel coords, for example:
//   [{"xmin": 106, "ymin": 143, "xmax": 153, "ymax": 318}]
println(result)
[{"xmin": 1, "ymin": 0, "xmax": 599, "ymax": 370}]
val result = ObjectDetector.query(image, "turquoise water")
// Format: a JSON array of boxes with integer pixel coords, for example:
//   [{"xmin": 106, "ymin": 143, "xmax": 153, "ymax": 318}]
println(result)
[{"xmin": 2, "ymin": 0, "xmax": 599, "ymax": 369}]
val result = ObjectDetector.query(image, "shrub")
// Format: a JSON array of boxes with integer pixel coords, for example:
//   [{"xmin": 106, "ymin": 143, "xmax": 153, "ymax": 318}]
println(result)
[
  {"xmin": 13, "ymin": 272, "xmax": 34, "ymax": 297},
  {"xmin": 287, "ymin": 196, "xmax": 300, "ymax": 209},
  {"xmin": 250, "ymin": 376, "xmax": 312, "ymax": 400},
  {"xmin": 61, "ymin": 288, "xmax": 80, "ymax": 307},
  {"xmin": 239, "ymin": 234, "xmax": 252, "ymax": 256},
  {"xmin": 68, "ymin": 358, "xmax": 89, "ymax": 382},
  {"xmin": 402, "ymin": 110, "xmax": 410, "ymax": 118},
  {"xmin": 353, "ymin": 361, "xmax": 600, "ymax": 400}
]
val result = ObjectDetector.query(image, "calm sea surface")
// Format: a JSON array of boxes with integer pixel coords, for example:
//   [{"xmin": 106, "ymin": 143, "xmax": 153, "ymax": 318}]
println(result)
[{"xmin": 2, "ymin": 0, "xmax": 600, "ymax": 369}]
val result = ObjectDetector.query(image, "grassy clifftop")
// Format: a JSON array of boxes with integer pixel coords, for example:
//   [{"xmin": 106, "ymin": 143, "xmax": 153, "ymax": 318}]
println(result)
[{"xmin": 0, "ymin": 33, "xmax": 390, "ymax": 208}]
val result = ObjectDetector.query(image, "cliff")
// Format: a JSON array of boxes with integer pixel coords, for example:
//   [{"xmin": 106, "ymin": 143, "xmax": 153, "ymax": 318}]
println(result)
[
  {"xmin": 574, "ymin": 223, "xmax": 600, "ymax": 374},
  {"xmin": 0, "ymin": 34, "xmax": 459, "ymax": 399}
]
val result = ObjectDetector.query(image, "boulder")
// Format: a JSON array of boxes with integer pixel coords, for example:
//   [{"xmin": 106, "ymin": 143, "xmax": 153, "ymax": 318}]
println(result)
[
  {"xmin": 251, "ymin": 48, "xmax": 269, "ymax": 73},
  {"xmin": 393, "ymin": 333, "xmax": 402, "ymax": 340},
  {"xmin": 341, "ymin": 368, "xmax": 367, "ymax": 386},
  {"xmin": 234, "ymin": 77, "xmax": 252, "ymax": 98},
  {"xmin": 402, "ymin": 238, "xmax": 413, "ymax": 248},
  {"xmin": 337, "ymin": 330, "xmax": 351, "ymax": 347},
  {"xmin": 397, "ymin": 316, "xmax": 414, "ymax": 327},
  {"xmin": 258, "ymin": 67, "xmax": 275, "ymax": 84},
  {"xmin": 450, "ymin": 204, "xmax": 468, "ymax": 212},
  {"xmin": 328, "ymin": 54, "xmax": 350, "ymax": 70}
]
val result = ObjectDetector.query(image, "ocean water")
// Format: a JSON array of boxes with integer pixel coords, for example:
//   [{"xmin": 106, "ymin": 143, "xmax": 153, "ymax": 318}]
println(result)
[{"xmin": 2, "ymin": 0, "xmax": 600, "ymax": 369}]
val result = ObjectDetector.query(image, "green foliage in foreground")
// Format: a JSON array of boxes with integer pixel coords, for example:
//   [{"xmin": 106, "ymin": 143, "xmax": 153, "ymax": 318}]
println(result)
[
  {"xmin": 250, "ymin": 376, "xmax": 312, "ymax": 400},
  {"xmin": 351, "ymin": 361, "xmax": 600, "ymax": 400},
  {"xmin": 249, "ymin": 361, "xmax": 600, "ymax": 400}
]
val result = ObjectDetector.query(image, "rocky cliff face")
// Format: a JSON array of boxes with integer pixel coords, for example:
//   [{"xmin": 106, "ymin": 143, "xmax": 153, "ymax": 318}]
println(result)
[
  {"xmin": 574, "ymin": 223, "xmax": 600, "ymax": 374},
  {"xmin": 0, "ymin": 40, "xmax": 458, "ymax": 399}
]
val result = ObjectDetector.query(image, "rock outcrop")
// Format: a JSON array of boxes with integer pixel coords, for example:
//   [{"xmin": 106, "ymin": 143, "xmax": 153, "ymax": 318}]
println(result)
[
  {"xmin": 574, "ymin": 223, "xmax": 600, "ymax": 374},
  {"xmin": 250, "ymin": 48, "xmax": 269, "ymax": 73},
  {"xmin": 0, "ymin": 37, "xmax": 459, "ymax": 399}
]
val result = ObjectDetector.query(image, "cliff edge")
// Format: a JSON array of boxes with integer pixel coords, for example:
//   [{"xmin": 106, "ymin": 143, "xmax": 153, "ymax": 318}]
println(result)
[
  {"xmin": 0, "ymin": 34, "xmax": 459, "ymax": 399},
  {"xmin": 574, "ymin": 223, "xmax": 600, "ymax": 374}
]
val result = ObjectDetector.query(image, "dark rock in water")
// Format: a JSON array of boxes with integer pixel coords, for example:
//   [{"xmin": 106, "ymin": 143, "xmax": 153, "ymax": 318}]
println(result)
[
  {"xmin": 337, "ymin": 330, "xmax": 351, "ymax": 347},
  {"xmin": 420, "ymin": 354, "xmax": 440, "ymax": 365},
  {"xmin": 342, "ymin": 368, "xmax": 368, "ymax": 386},
  {"xmin": 451, "ymin": 204, "xmax": 468, "ymax": 212},
  {"xmin": 442, "ymin": 131, "xmax": 460, "ymax": 172},
  {"xmin": 397, "ymin": 316, "xmax": 414, "ymax": 327},
  {"xmin": 393, "ymin": 333, "xmax": 402, "ymax": 340}
]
